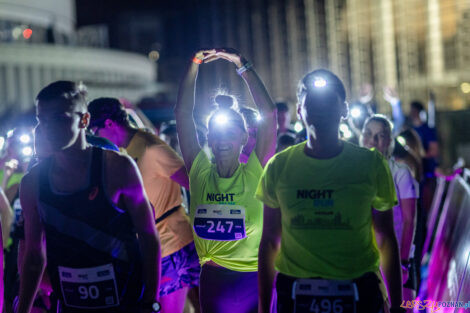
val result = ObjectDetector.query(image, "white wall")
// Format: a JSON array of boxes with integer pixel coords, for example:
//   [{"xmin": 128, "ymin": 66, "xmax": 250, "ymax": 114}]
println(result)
[{"xmin": 0, "ymin": 0, "xmax": 75, "ymax": 35}]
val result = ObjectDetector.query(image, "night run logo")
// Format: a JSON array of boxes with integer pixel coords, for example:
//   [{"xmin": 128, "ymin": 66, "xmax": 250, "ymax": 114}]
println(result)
[
  {"xmin": 206, "ymin": 193, "xmax": 235, "ymax": 202},
  {"xmin": 290, "ymin": 212, "xmax": 352, "ymax": 230},
  {"xmin": 297, "ymin": 189, "xmax": 334, "ymax": 207}
]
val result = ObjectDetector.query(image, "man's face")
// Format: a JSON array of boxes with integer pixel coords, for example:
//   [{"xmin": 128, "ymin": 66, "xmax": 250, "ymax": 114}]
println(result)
[
  {"xmin": 36, "ymin": 100, "xmax": 85, "ymax": 152},
  {"xmin": 298, "ymin": 92, "xmax": 346, "ymax": 134},
  {"xmin": 277, "ymin": 110, "xmax": 291, "ymax": 131}
]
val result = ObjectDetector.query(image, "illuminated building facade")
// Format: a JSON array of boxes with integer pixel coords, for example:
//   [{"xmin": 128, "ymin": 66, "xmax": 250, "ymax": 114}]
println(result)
[{"xmin": 194, "ymin": 0, "xmax": 470, "ymax": 112}]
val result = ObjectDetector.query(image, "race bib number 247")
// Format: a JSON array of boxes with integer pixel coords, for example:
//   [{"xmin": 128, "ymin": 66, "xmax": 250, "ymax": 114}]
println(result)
[{"xmin": 194, "ymin": 204, "xmax": 246, "ymax": 241}]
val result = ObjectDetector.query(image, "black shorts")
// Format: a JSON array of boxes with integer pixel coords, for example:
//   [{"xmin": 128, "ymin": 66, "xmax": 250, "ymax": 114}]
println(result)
[{"xmin": 276, "ymin": 272, "xmax": 384, "ymax": 313}]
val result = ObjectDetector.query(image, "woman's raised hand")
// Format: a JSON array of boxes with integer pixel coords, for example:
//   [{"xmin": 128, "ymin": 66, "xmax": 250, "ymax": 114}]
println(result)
[
  {"xmin": 214, "ymin": 48, "xmax": 246, "ymax": 67},
  {"xmin": 193, "ymin": 49, "xmax": 217, "ymax": 63}
]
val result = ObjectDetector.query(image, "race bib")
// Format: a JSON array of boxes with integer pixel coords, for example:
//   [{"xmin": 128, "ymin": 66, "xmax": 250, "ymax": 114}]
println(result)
[
  {"xmin": 193, "ymin": 204, "xmax": 246, "ymax": 241},
  {"xmin": 59, "ymin": 264, "xmax": 120, "ymax": 309},
  {"xmin": 292, "ymin": 279, "xmax": 358, "ymax": 313}
]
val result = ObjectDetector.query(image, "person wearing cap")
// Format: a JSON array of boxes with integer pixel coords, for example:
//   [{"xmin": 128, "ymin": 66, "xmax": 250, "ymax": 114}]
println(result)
[
  {"xmin": 88, "ymin": 98, "xmax": 199, "ymax": 313},
  {"xmin": 257, "ymin": 69, "xmax": 404, "ymax": 313},
  {"xmin": 175, "ymin": 48, "xmax": 276, "ymax": 313}
]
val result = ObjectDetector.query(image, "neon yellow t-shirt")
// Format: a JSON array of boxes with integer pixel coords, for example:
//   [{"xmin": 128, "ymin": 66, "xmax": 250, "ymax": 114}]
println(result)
[
  {"xmin": 256, "ymin": 141, "xmax": 397, "ymax": 280},
  {"xmin": 189, "ymin": 150, "xmax": 263, "ymax": 272}
]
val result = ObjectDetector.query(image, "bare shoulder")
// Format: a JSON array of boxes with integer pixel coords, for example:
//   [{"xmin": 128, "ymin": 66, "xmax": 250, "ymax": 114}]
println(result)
[{"xmin": 103, "ymin": 149, "xmax": 140, "ymax": 184}]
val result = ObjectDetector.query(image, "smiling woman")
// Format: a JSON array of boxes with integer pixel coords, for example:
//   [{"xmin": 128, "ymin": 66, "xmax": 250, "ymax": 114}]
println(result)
[{"xmin": 174, "ymin": 48, "xmax": 277, "ymax": 313}]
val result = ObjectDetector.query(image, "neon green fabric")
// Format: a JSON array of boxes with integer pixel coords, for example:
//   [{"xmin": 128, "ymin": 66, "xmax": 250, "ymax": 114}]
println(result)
[
  {"xmin": 189, "ymin": 150, "xmax": 263, "ymax": 272},
  {"xmin": 256, "ymin": 141, "xmax": 397, "ymax": 279},
  {"xmin": 0, "ymin": 170, "xmax": 23, "ymax": 189}
]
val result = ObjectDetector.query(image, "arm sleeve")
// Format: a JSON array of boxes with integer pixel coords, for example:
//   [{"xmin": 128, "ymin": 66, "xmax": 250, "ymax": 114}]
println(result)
[
  {"xmin": 396, "ymin": 167, "xmax": 419, "ymax": 199},
  {"xmin": 189, "ymin": 150, "xmax": 210, "ymax": 183},
  {"xmin": 256, "ymin": 156, "xmax": 280, "ymax": 209},
  {"xmin": 151, "ymin": 144, "xmax": 185, "ymax": 178},
  {"xmin": 372, "ymin": 151, "xmax": 398, "ymax": 211}
]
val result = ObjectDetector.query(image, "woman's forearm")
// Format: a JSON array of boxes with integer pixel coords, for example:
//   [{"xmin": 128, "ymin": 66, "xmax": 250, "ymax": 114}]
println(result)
[
  {"xmin": 240, "ymin": 68, "xmax": 276, "ymax": 115},
  {"xmin": 258, "ymin": 239, "xmax": 278, "ymax": 313}
]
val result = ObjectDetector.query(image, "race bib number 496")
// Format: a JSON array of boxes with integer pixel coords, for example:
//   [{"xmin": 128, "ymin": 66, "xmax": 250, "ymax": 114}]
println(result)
[
  {"xmin": 293, "ymin": 279, "xmax": 358, "ymax": 313},
  {"xmin": 59, "ymin": 264, "xmax": 119, "ymax": 309},
  {"xmin": 194, "ymin": 204, "xmax": 246, "ymax": 241}
]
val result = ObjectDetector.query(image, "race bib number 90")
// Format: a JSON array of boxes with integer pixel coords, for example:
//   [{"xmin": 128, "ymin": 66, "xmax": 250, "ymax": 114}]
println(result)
[
  {"xmin": 194, "ymin": 204, "xmax": 246, "ymax": 241},
  {"xmin": 293, "ymin": 279, "xmax": 358, "ymax": 313},
  {"xmin": 59, "ymin": 264, "xmax": 120, "ymax": 309}
]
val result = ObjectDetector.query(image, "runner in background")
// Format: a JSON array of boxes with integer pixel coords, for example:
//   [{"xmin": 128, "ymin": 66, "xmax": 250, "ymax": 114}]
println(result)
[
  {"xmin": 361, "ymin": 114, "xmax": 419, "ymax": 311},
  {"xmin": 175, "ymin": 48, "xmax": 276, "ymax": 313},
  {"xmin": 17, "ymin": 81, "xmax": 161, "ymax": 313},
  {"xmin": 257, "ymin": 69, "xmax": 404, "ymax": 313},
  {"xmin": 88, "ymin": 98, "xmax": 199, "ymax": 313}
]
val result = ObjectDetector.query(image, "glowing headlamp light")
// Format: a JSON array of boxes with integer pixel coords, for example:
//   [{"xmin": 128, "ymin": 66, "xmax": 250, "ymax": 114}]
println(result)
[
  {"xmin": 397, "ymin": 136, "xmax": 406, "ymax": 146},
  {"xmin": 350, "ymin": 107, "xmax": 362, "ymax": 119},
  {"xmin": 19, "ymin": 134, "xmax": 31, "ymax": 144},
  {"xmin": 214, "ymin": 113, "xmax": 229, "ymax": 125},
  {"xmin": 294, "ymin": 121, "xmax": 303, "ymax": 133},
  {"xmin": 22, "ymin": 146, "xmax": 33, "ymax": 157},
  {"xmin": 313, "ymin": 77, "xmax": 327, "ymax": 88}
]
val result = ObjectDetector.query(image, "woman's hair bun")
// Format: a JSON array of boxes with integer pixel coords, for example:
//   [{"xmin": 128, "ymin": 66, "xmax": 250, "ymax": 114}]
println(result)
[{"xmin": 215, "ymin": 94, "xmax": 234, "ymax": 109}]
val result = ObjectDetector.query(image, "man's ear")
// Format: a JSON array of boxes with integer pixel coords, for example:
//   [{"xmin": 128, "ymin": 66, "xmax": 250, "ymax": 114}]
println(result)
[
  {"xmin": 104, "ymin": 118, "xmax": 114, "ymax": 129},
  {"xmin": 296, "ymin": 103, "xmax": 303, "ymax": 121},
  {"xmin": 80, "ymin": 112, "xmax": 90, "ymax": 129}
]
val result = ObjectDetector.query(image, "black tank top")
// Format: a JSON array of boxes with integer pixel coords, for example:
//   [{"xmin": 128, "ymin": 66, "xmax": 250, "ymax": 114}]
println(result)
[{"xmin": 37, "ymin": 147, "xmax": 144, "ymax": 313}]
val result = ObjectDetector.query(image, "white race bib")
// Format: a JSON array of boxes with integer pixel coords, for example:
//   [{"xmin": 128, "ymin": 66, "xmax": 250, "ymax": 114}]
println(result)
[
  {"xmin": 292, "ymin": 279, "xmax": 358, "ymax": 313},
  {"xmin": 194, "ymin": 204, "xmax": 247, "ymax": 241},
  {"xmin": 59, "ymin": 264, "xmax": 120, "ymax": 309}
]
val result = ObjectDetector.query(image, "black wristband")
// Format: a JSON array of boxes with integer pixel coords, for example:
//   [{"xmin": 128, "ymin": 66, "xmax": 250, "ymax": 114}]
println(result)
[{"xmin": 390, "ymin": 308, "xmax": 407, "ymax": 313}]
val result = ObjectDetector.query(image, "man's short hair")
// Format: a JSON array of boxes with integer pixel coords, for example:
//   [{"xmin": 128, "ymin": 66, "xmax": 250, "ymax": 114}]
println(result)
[
  {"xmin": 276, "ymin": 102, "xmax": 289, "ymax": 112},
  {"xmin": 410, "ymin": 100, "xmax": 424, "ymax": 112},
  {"xmin": 36, "ymin": 81, "xmax": 87, "ymax": 110},
  {"xmin": 88, "ymin": 97, "xmax": 130, "ymax": 128}
]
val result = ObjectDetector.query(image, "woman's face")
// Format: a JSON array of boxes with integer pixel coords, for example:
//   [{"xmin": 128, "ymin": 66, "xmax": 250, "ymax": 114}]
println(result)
[
  {"xmin": 361, "ymin": 120, "xmax": 391, "ymax": 156},
  {"xmin": 208, "ymin": 124, "xmax": 247, "ymax": 163}
]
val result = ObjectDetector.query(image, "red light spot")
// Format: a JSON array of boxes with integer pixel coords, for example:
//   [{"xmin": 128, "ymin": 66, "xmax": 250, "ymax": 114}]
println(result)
[{"xmin": 23, "ymin": 28, "xmax": 32, "ymax": 39}]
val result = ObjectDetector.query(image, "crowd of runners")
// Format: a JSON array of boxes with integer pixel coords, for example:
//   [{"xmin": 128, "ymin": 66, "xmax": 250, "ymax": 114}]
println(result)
[{"xmin": 0, "ymin": 48, "xmax": 441, "ymax": 313}]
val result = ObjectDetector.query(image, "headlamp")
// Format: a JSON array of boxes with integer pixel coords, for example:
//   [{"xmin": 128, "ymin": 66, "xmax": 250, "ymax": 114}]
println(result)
[
  {"xmin": 350, "ymin": 106, "xmax": 362, "ymax": 119},
  {"xmin": 313, "ymin": 77, "xmax": 327, "ymax": 88},
  {"xmin": 397, "ymin": 136, "xmax": 406, "ymax": 146},
  {"xmin": 22, "ymin": 146, "xmax": 33, "ymax": 157},
  {"xmin": 214, "ymin": 113, "xmax": 228, "ymax": 125},
  {"xmin": 19, "ymin": 134, "xmax": 31, "ymax": 144},
  {"xmin": 294, "ymin": 121, "xmax": 304, "ymax": 133}
]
